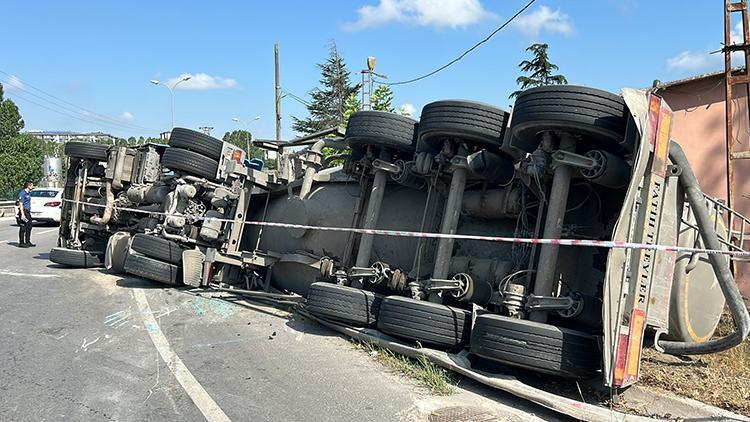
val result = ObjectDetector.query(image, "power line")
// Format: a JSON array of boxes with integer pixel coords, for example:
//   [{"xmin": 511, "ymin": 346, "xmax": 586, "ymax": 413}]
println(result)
[
  {"xmin": 0, "ymin": 70, "xmax": 159, "ymax": 133},
  {"xmin": 8, "ymin": 92, "xmax": 153, "ymax": 134},
  {"xmin": 2, "ymin": 78, "xmax": 160, "ymax": 134},
  {"xmin": 281, "ymin": 89, "xmax": 312, "ymax": 107},
  {"xmin": 376, "ymin": 0, "xmax": 537, "ymax": 86}
]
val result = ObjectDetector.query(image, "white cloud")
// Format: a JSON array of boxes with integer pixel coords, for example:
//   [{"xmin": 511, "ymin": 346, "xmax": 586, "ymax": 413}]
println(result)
[
  {"xmin": 343, "ymin": 0, "xmax": 493, "ymax": 31},
  {"xmin": 666, "ymin": 51, "xmax": 720, "ymax": 72},
  {"xmin": 166, "ymin": 73, "xmax": 238, "ymax": 90},
  {"xmin": 511, "ymin": 5, "xmax": 573, "ymax": 38},
  {"xmin": 121, "ymin": 111, "xmax": 134, "ymax": 121},
  {"xmin": 399, "ymin": 103, "xmax": 417, "ymax": 117},
  {"xmin": 4, "ymin": 75, "xmax": 24, "ymax": 91}
]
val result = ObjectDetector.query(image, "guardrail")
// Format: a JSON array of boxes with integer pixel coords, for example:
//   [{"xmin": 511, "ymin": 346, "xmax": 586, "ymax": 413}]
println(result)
[{"xmin": 0, "ymin": 200, "xmax": 16, "ymax": 217}]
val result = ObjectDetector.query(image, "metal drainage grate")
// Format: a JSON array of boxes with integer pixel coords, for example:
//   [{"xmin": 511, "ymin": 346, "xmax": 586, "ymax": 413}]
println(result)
[{"xmin": 427, "ymin": 406, "xmax": 500, "ymax": 422}]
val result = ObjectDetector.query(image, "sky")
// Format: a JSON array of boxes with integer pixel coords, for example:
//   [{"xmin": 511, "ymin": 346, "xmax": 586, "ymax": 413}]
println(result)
[{"xmin": 0, "ymin": 0, "xmax": 738, "ymax": 141}]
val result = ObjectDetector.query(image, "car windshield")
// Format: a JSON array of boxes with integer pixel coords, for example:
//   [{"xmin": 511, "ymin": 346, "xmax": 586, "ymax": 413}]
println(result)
[{"xmin": 30, "ymin": 190, "xmax": 59, "ymax": 198}]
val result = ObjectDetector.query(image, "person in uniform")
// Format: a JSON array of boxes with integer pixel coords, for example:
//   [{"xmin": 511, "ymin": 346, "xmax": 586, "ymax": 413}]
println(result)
[{"xmin": 17, "ymin": 180, "xmax": 35, "ymax": 248}]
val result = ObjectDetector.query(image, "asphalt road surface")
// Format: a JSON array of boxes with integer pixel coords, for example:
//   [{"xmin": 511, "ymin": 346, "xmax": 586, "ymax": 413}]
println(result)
[{"xmin": 0, "ymin": 218, "xmax": 560, "ymax": 421}]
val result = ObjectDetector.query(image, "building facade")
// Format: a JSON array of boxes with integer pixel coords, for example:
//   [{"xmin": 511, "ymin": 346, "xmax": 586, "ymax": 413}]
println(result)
[
  {"xmin": 656, "ymin": 71, "xmax": 750, "ymax": 299},
  {"xmin": 26, "ymin": 130, "xmax": 116, "ymax": 144}
]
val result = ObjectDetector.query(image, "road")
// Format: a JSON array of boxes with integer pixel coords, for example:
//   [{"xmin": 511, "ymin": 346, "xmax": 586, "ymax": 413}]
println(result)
[{"xmin": 0, "ymin": 219, "xmax": 560, "ymax": 421}]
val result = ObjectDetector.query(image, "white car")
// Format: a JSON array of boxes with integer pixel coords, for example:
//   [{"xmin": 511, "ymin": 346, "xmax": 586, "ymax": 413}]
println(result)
[{"xmin": 30, "ymin": 187, "xmax": 63, "ymax": 224}]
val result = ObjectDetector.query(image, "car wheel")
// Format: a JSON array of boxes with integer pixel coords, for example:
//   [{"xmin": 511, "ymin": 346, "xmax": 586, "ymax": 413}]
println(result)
[
  {"xmin": 131, "ymin": 233, "xmax": 184, "ymax": 265},
  {"xmin": 509, "ymin": 85, "xmax": 630, "ymax": 154},
  {"xmin": 470, "ymin": 313, "xmax": 600, "ymax": 378},
  {"xmin": 306, "ymin": 282, "xmax": 383, "ymax": 327},
  {"xmin": 162, "ymin": 148, "xmax": 220, "ymax": 181},
  {"xmin": 50, "ymin": 247, "xmax": 103, "ymax": 268},
  {"xmin": 168, "ymin": 127, "xmax": 225, "ymax": 160},
  {"xmin": 345, "ymin": 111, "xmax": 418, "ymax": 154},
  {"xmin": 418, "ymin": 100, "xmax": 509, "ymax": 150},
  {"xmin": 377, "ymin": 296, "xmax": 472, "ymax": 349},
  {"xmin": 64, "ymin": 142, "xmax": 110, "ymax": 161},
  {"xmin": 123, "ymin": 253, "xmax": 182, "ymax": 285}
]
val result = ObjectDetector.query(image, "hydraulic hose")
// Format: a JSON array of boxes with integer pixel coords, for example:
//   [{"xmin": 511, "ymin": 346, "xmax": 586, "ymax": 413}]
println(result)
[{"xmin": 656, "ymin": 141, "xmax": 750, "ymax": 355}]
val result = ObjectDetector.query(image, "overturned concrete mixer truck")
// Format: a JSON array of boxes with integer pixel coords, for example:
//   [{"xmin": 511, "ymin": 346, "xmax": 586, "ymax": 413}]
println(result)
[{"xmin": 50, "ymin": 86, "xmax": 749, "ymax": 388}]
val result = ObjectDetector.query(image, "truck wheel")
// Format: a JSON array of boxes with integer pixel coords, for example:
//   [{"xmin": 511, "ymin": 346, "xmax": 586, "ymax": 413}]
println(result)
[
  {"xmin": 105, "ymin": 232, "xmax": 131, "ymax": 273},
  {"xmin": 470, "ymin": 314, "xmax": 600, "ymax": 378},
  {"xmin": 168, "ymin": 127, "xmax": 225, "ymax": 160},
  {"xmin": 509, "ymin": 85, "xmax": 630, "ymax": 154},
  {"xmin": 162, "ymin": 148, "xmax": 219, "ymax": 181},
  {"xmin": 306, "ymin": 282, "xmax": 383, "ymax": 327},
  {"xmin": 377, "ymin": 296, "xmax": 472, "ymax": 348},
  {"xmin": 131, "ymin": 234, "xmax": 184, "ymax": 265},
  {"xmin": 418, "ymin": 100, "xmax": 509, "ymax": 149},
  {"xmin": 64, "ymin": 142, "xmax": 110, "ymax": 161},
  {"xmin": 345, "ymin": 111, "xmax": 418, "ymax": 154},
  {"xmin": 50, "ymin": 247, "xmax": 103, "ymax": 268},
  {"xmin": 123, "ymin": 253, "xmax": 182, "ymax": 285}
]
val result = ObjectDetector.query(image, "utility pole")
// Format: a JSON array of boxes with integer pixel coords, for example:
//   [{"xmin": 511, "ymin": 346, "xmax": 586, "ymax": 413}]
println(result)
[
  {"xmin": 199, "ymin": 126, "xmax": 213, "ymax": 136},
  {"xmin": 275, "ymin": 43, "xmax": 282, "ymax": 142}
]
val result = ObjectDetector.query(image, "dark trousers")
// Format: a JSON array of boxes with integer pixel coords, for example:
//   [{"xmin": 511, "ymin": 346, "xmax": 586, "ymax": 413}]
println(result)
[{"xmin": 18, "ymin": 209, "xmax": 32, "ymax": 244}]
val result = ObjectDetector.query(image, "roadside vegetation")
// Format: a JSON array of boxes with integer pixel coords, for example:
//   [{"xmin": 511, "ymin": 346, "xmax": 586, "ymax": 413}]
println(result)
[
  {"xmin": 352, "ymin": 340, "xmax": 456, "ymax": 396},
  {"xmin": 640, "ymin": 312, "xmax": 750, "ymax": 415}
]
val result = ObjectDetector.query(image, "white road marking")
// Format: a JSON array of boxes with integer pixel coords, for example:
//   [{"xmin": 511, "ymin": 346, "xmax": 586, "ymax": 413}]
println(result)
[
  {"xmin": 133, "ymin": 288, "xmax": 231, "ymax": 422},
  {"xmin": 0, "ymin": 271, "xmax": 56, "ymax": 278},
  {"xmin": 36, "ymin": 228, "xmax": 59, "ymax": 235},
  {"xmin": 0, "ymin": 227, "xmax": 56, "ymax": 244}
]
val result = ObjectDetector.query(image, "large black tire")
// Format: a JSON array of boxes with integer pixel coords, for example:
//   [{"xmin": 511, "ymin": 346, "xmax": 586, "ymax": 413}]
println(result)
[
  {"xmin": 470, "ymin": 314, "xmax": 600, "ymax": 378},
  {"xmin": 345, "ymin": 111, "xmax": 418, "ymax": 154},
  {"xmin": 377, "ymin": 296, "xmax": 472, "ymax": 348},
  {"xmin": 168, "ymin": 127, "xmax": 225, "ymax": 160},
  {"xmin": 162, "ymin": 148, "xmax": 219, "ymax": 181},
  {"xmin": 64, "ymin": 142, "xmax": 110, "ymax": 161},
  {"xmin": 418, "ymin": 100, "xmax": 509, "ymax": 150},
  {"xmin": 123, "ymin": 253, "xmax": 182, "ymax": 285},
  {"xmin": 306, "ymin": 282, "xmax": 383, "ymax": 327},
  {"xmin": 510, "ymin": 85, "xmax": 630, "ymax": 154},
  {"xmin": 131, "ymin": 234, "xmax": 184, "ymax": 265},
  {"xmin": 50, "ymin": 247, "xmax": 103, "ymax": 268}
]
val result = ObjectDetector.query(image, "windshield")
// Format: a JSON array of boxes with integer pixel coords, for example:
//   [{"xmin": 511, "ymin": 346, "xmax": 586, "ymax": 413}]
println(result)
[{"xmin": 30, "ymin": 190, "xmax": 60, "ymax": 198}]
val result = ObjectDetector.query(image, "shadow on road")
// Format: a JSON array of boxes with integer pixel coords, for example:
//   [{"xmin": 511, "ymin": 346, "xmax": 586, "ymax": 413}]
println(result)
[{"xmin": 33, "ymin": 252, "xmax": 50, "ymax": 260}]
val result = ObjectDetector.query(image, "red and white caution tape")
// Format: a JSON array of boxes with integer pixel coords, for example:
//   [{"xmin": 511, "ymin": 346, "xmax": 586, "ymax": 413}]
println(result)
[{"xmin": 64, "ymin": 198, "xmax": 750, "ymax": 258}]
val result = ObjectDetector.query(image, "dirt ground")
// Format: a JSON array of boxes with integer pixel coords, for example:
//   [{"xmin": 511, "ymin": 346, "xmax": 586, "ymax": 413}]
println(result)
[{"xmin": 639, "ymin": 313, "xmax": 750, "ymax": 416}]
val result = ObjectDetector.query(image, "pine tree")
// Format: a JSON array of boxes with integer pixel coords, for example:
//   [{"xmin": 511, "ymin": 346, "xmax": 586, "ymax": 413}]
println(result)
[
  {"xmin": 292, "ymin": 42, "xmax": 360, "ymax": 134},
  {"xmin": 371, "ymin": 85, "xmax": 394, "ymax": 112},
  {"xmin": 509, "ymin": 43, "xmax": 568, "ymax": 99}
]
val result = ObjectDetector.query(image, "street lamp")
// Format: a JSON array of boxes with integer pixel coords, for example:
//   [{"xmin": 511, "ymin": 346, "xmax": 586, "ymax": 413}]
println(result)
[
  {"xmin": 150, "ymin": 75, "xmax": 192, "ymax": 129},
  {"xmin": 231, "ymin": 116, "xmax": 261, "ymax": 155}
]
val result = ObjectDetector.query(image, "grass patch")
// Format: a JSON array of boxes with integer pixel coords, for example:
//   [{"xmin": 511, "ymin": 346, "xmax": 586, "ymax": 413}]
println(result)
[
  {"xmin": 639, "ymin": 312, "xmax": 750, "ymax": 415},
  {"xmin": 353, "ymin": 340, "xmax": 456, "ymax": 396}
]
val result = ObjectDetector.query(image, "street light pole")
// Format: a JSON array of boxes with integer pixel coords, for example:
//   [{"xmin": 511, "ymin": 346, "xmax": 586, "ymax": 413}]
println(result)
[
  {"xmin": 150, "ymin": 76, "xmax": 192, "ymax": 129},
  {"xmin": 231, "ymin": 116, "xmax": 261, "ymax": 155}
]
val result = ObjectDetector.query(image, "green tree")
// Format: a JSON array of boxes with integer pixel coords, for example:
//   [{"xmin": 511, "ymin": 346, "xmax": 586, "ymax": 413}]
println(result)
[
  {"xmin": 292, "ymin": 41, "xmax": 360, "ymax": 134},
  {"xmin": 0, "ymin": 134, "xmax": 44, "ymax": 199},
  {"xmin": 0, "ymin": 84, "xmax": 24, "ymax": 139},
  {"xmin": 343, "ymin": 92, "xmax": 362, "ymax": 124},
  {"xmin": 509, "ymin": 43, "xmax": 568, "ymax": 98},
  {"xmin": 371, "ymin": 85, "xmax": 394, "ymax": 112},
  {"xmin": 223, "ymin": 129, "xmax": 263, "ymax": 157}
]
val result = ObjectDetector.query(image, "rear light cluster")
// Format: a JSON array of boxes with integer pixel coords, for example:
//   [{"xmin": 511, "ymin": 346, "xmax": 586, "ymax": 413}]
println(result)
[{"xmin": 44, "ymin": 201, "xmax": 61, "ymax": 207}]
